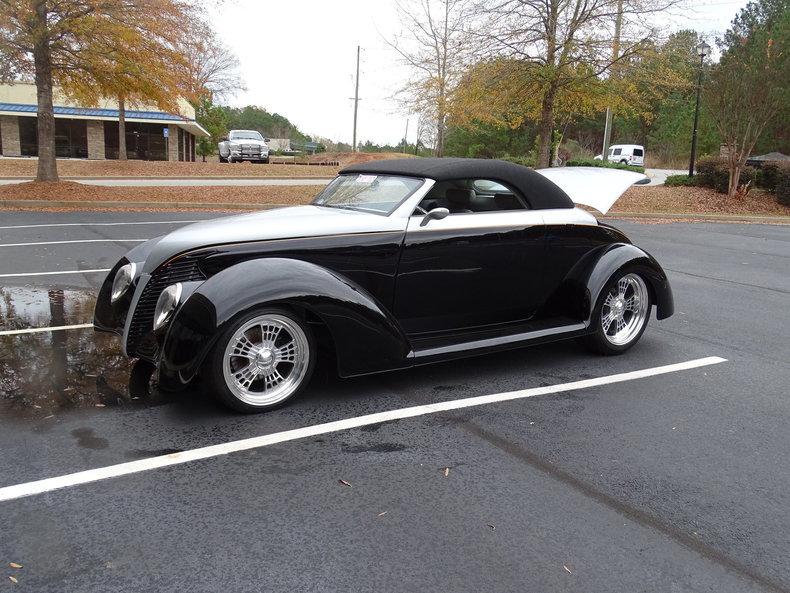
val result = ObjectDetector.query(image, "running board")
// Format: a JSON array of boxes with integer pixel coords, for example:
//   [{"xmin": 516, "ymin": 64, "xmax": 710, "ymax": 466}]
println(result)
[{"xmin": 412, "ymin": 322, "xmax": 587, "ymax": 359}]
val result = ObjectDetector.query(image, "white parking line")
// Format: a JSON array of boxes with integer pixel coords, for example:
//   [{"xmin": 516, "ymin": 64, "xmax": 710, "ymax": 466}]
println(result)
[
  {"xmin": 0, "ymin": 323, "xmax": 93, "ymax": 336},
  {"xmin": 0, "ymin": 268, "xmax": 111, "ymax": 278},
  {"xmin": 0, "ymin": 356, "xmax": 726, "ymax": 503},
  {"xmin": 0, "ymin": 220, "xmax": 200, "ymax": 230},
  {"xmin": 0, "ymin": 239, "xmax": 147, "ymax": 248}
]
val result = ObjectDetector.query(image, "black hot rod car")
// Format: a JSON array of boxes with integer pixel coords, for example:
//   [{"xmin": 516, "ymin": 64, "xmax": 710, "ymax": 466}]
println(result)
[{"xmin": 94, "ymin": 159, "xmax": 673, "ymax": 412}]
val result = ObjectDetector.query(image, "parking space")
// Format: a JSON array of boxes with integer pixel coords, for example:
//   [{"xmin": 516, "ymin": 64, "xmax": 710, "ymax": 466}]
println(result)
[{"xmin": 0, "ymin": 211, "xmax": 788, "ymax": 592}]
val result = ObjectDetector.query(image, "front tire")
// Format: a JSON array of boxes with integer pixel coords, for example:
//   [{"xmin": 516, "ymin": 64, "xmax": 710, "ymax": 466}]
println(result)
[
  {"xmin": 581, "ymin": 270, "xmax": 651, "ymax": 355},
  {"xmin": 206, "ymin": 307, "xmax": 316, "ymax": 413}
]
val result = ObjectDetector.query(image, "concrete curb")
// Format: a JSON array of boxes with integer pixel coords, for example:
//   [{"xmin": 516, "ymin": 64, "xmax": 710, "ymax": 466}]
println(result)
[
  {"xmin": 0, "ymin": 199, "xmax": 288, "ymax": 210},
  {"xmin": 2, "ymin": 200, "xmax": 789, "ymax": 223}
]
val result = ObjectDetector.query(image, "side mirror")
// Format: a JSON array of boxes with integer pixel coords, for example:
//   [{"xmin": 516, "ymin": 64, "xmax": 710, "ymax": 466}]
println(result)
[
  {"xmin": 264, "ymin": 138, "xmax": 271, "ymax": 143},
  {"xmin": 420, "ymin": 207, "xmax": 450, "ymax": 227}
]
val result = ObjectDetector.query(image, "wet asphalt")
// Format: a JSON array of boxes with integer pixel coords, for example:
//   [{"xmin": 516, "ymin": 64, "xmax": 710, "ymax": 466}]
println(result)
[{"xmin": 0, "ymin": 211, "xmax": 789, "ymax": 592}]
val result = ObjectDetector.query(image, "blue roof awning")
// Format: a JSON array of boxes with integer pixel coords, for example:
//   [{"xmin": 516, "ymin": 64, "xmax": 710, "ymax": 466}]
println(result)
[{"xmin": 0, "ymin": 102, "xmax": 190, "ymax": 122}]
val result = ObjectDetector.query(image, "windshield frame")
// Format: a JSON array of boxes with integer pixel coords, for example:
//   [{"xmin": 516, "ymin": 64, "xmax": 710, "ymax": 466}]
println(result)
[{"xmin": 312, "ymin": 173, "xmax": 427, "ymax": 216}]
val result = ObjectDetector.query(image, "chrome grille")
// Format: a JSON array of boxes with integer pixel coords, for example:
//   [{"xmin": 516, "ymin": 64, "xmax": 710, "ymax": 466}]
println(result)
[{"xmin": 125, "ymin": 257, "xmax": 205, "ymax": 358}]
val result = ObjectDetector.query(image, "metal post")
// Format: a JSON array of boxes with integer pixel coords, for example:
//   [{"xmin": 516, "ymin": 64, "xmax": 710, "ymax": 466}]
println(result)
[
  {"xmin": 602, "ymin": 107, "xmax": 613, "ymax": 162},
  {"xmin": 601, "ymin": 0, "xmax": 623, "ymax": 162},
  {"xmin": 689, "ymin": 55, "xmax": 704, "ymax": 177},
  {"xmin": 352, "ymin": 45, "xmax": 360, "ymax": 152},
  {"xmin": 403, "ymin": 119, "xmax": 409, "ymax": 153}
]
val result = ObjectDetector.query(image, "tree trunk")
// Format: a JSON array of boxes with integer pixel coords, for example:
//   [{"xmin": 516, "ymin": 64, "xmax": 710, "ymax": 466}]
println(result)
[
  {"xmin": 729, "ymin": 163, "xmax": 742, "ymax": 198},
  {"xmin": 536, "ymin": 88, "xmax": 557, "ymax": 168},
  {"xmin": 118, "ymin": 96, "xmax": 127, "ymax": 160},
  {"xmin": 32, "ymin": 2, "xmax": 58, "ymax": 182}
]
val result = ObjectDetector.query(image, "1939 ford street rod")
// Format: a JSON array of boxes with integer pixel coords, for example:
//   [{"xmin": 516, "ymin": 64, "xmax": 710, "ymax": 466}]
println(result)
[{"xmin": 94, "ymin": 159, "xmax": 673, "ymax": 412}]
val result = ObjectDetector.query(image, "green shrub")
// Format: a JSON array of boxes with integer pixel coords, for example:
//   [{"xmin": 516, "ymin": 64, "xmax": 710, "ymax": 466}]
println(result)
[
  {"xmin": 565, "ymin": 158, "xmax": 645, "ymax": 174},
  {"xmin": 500, "ymin": 154, "xmax": 536, "ymax": 167},
  {"xmin": 664, "ymin": 174, "xmax": 701, "ymax": 187},
  {"xmin": 755, "ymin": 161, "xmax": 785, "ymax": 191},
  {"xmin": 775, "ymin": 163, "xmax": 790, "ymax": 206},
  {"xmin": 696, "ymin": 156, "xmax": 755, "ymax": 193}
]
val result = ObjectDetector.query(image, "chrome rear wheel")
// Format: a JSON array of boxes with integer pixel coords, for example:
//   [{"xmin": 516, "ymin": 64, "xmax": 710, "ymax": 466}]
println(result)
[{"xmin": 601, "ymin": 273, "xmax": 650, "ymax": 346}]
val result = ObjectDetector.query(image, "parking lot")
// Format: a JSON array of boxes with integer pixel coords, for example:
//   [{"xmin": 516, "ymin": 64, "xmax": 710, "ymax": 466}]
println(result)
[{"xmin": 0, "ymin": 210, "xmax": 788, "ymax": 592}]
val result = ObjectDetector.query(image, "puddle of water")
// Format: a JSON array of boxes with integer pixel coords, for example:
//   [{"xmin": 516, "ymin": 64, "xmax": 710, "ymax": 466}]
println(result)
[
  {"xmin": 0, "ymin": 286, "xmax": 97, "ymax": 331},
  {"xmin": 0, "ymin": 286, "xmax": 172, "ymax": 419}
]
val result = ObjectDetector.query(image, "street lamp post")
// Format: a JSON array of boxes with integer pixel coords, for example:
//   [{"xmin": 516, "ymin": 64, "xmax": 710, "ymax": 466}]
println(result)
[{"xmin": 688, "ymin": 40, "xmax": 712, "ymax": 177}]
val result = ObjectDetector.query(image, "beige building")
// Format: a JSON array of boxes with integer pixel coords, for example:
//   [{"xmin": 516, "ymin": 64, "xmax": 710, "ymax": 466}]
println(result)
[{"xmin": 0, "ymin": 83, "xmax": 209, "ymax": 161}]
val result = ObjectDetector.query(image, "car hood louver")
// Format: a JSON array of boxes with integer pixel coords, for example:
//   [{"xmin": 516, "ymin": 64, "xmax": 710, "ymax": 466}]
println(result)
[{"xmin": 535, "ymin": 167, "xmax": 648, "ymax": 215}]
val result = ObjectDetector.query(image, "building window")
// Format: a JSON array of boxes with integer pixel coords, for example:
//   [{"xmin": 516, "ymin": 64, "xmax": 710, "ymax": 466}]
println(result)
[
  {"xmin": 19, "ymin": 117, "xmax": 38, "ymax": 156},
  {"xmin": 104, "ymin": 121, "xmax": 167, "ymax": 160},
  {"xmin": 55, "ymin": 119, "xmax": 88, "ymax": 158},
  {"xmin": 177, "ymin": 128, "xmax": 184, "ymax": 161}
]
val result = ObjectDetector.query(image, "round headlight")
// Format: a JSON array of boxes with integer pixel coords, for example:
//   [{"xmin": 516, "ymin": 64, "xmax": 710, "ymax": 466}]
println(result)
[
  {"xmin": 111, "ymin": 262, "xmax": 136, "ymax": 303},
  {"xmin": 153, "ymin": 283, "xmax": 182, "ymax": 331}
]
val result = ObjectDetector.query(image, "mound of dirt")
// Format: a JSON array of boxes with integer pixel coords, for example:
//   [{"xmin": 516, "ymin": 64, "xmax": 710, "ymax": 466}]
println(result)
[{"xmin": 311, "ymin": 152, "xmax": 417, "ymax": 167}]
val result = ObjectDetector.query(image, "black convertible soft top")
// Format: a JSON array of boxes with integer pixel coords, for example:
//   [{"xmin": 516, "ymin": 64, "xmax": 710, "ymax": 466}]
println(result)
[{"xmin": 341, "ymin": 158, "xmax": 574, "ymax": 210}]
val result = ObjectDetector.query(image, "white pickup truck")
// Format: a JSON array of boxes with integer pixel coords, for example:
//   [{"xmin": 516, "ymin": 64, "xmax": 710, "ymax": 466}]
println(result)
[{"xmin": 218, "ymin": 130, "xmax": 271, "ymax": 163}]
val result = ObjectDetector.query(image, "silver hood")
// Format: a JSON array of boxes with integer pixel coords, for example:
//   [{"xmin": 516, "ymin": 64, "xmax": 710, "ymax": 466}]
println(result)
[{"xmin": 140, "ymin": 205, "xmax": 407, "ymax": 273}]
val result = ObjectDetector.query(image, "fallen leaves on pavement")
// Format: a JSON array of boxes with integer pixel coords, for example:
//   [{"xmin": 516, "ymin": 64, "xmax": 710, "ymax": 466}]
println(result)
[
  {"xmin": 338, "ymin": 479, "xmax": 352, "ymax": 487},
  {"xmin": 8, "ymin": 563, "xmax": 22, "ymax": 569}
]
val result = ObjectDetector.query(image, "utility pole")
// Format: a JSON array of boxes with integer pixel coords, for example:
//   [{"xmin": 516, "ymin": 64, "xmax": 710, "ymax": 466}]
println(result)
[
  {"xmin": 403, "ymin": 118, "xmax": 409, "ymax": 153},
  {"xmin": 601, "ymin": 0, "xmax": 623, "ymax": 162},
  {"xmin": 352, "ymin": 45, "xmax": 361, "ymax": 152}
]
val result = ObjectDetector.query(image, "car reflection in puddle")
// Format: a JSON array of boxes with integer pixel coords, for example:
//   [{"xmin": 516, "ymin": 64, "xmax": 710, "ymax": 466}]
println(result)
[{"xmin": 0, "ymin": 286, "xmax": 173, "ymax": 419}]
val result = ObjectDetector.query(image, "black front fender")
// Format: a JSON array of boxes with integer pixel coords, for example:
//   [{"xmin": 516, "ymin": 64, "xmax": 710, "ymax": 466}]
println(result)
[{"xmin": 158, "ymin": 258, "xmax": 412, "ymax": 387}]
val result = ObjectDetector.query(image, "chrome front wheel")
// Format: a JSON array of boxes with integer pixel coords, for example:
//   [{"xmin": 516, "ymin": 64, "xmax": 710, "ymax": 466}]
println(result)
[{"xmin": 209, "ymin": 309, "xmax": 314, "ymax": 412}]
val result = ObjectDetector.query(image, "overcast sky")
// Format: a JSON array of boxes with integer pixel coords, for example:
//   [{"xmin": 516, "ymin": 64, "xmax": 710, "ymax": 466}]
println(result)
[{"xmin": 208, "ymin": 0, "xmax": 749, "ymax": 145}]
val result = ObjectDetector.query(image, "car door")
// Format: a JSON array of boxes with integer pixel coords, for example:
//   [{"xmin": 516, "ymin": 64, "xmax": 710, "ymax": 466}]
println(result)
[{"xmin": 393, "ymin": 179, "xmax": 547, "ymax": 336}]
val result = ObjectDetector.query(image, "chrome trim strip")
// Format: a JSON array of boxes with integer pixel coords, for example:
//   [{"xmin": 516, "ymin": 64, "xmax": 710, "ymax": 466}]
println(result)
[
  {"xmin": 406, "ymin": 209, "xmax": 545, "ymax": 232},
  {"xmin": 413, "ymin": 323, "xmax": 587, "ymax": 358},
  {"xmin": 541, "ymin": 207, "xmax": 598, "ymax": 226}
]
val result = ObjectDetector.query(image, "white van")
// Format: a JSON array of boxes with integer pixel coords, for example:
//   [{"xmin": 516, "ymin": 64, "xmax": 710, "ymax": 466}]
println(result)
[{"xmin": 595, "ymin": 144, "xmax": 645, "ymax": 166}]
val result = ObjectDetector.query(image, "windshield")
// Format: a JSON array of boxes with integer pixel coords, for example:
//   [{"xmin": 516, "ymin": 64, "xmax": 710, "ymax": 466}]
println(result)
[
  {"xmin": 312, "ymin": 174, "xmax": 424, "ymax": 215},
  {"xmin": 230, "ymin": 131, "xmax": 263, "ymax": 141}
]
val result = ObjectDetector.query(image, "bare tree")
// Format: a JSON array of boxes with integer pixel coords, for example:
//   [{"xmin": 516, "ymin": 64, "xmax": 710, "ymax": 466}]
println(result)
[
  {"xmin": 388, "ymin": 0, "xmax": 473, "ymax": 156},
  {"xmin": 475, "ymin": 0, "xmax": 681, "ymax": 167},
  {"xmin": 177, "ymin": 18, "xmax": 245, "ymax": 102}
]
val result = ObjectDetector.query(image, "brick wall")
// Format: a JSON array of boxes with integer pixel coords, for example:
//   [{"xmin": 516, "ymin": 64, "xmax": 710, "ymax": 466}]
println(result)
[
  {"xmin": 0, "ymin": 115, "xmax": 21, "ymax": 157},
  {"xmin": 87, "ymin": 120, "xmax": 105, "ymax": 159},
  {"xmin": 168, "ymin": 125, "xmax": 179, "ymax": 161}
]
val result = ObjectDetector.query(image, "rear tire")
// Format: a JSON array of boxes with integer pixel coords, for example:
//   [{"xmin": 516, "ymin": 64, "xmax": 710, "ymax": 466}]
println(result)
[
  {"xmin": 581, "ymin": 269, "xmax": 651, "ymax": 355},
  {"xmin": 219, "ymin": 155, "xmax": 228, "ymax": 163},
  {"xmin": 205, "ymin": 307, "xmax": 316, "ymax": 413}
]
